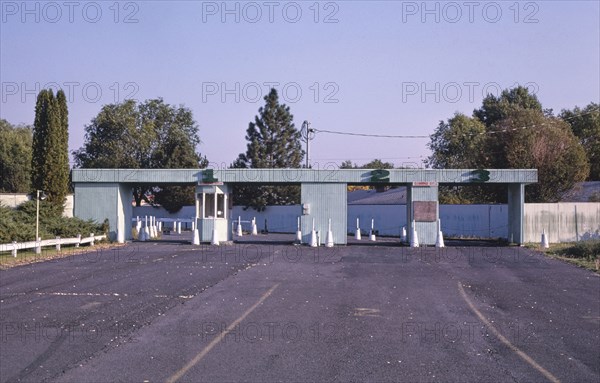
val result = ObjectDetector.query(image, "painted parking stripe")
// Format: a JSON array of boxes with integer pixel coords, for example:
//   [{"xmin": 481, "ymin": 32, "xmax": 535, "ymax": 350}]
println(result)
[
  {"xmin": 458, "ymin": 282, "xmax": 560, "ymax": 383},
  {"xmin": 166, "ymin": 283, "xmax": 280, "ymax": 383}
]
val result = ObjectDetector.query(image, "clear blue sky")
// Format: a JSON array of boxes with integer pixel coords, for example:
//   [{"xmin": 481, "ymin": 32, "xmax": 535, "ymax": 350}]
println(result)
[{"xmin": 1, "ymin": 1, "xmax": 599, "ymax": 169}]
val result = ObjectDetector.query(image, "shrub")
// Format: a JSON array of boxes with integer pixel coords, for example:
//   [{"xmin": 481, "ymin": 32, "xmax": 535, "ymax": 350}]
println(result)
[
  {"xmin": 558, "ymin": 240, "xmax": 600, "ymax": 261},
  {"xmin": 0, "ymin": 201, "xmax": 104, "ymax": 243}
]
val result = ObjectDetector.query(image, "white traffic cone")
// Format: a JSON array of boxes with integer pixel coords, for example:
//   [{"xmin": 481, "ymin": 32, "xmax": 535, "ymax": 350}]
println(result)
[
  {"xmin": 326, "ymin": 219, "xmax": 334, "ymax": 248},
  {"xmin": 436, "ymin": 219, "xmax": 445, "ymax": 248},
  {"xmin": 251, "ymin": 217, "xmax": 258, "ymax": 235},
  {"xmin": 192, "ymin": 229, "xmax": 200, "ymax": 245},
  {"xmin": 355, "ymin": 218, "xmax": 362, "ymax": 240},
  {"xmin": 295, "ymin": 216, "xmax": 302, "ymax": 243},
  {"xmin": 410, "ymin": 220, "xmax": 419, "ymax": 247},
  {"xmin": 310, "ymin": 218, "xmax": 317, "ymax": 247},
  {"xmin": 401, "ymin": 226, "xmax": 407, "ymax": 243},
  {"xmin": 370, "ymin": 218, "xmax": 376, "ymax": 241},
  {"xmin": 541, "ymin": 229, "xmax": 549, "ymax": 249},
  {"xmin": 236, "ymin": 216, "xmax": 243, "ymax": 237}
]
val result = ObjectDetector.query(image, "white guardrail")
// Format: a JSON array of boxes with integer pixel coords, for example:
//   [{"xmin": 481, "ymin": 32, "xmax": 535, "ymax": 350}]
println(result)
[{"xmin": 0, "ymin": 234, "xmax": 107, "ymax": 257}]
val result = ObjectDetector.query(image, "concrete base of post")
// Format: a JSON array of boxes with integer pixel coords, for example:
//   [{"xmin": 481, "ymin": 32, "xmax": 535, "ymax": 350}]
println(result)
[
  {"xmin": 541, "ymin": 229, "xmax": 549, "ymax": 249},
  {"xmin": 211, "ymin": 228, "xmax": 220, "ymax": 246},
  {"xmin": 310, "ymin": 230, "xmax": 317, "ymax": 247}
]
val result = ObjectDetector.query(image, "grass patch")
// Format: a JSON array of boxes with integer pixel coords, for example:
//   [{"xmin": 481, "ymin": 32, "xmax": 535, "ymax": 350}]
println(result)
[
  {"xmin": 531, "ymin": 240, "xmax": 600, "ymax": 273},
  {"xmin": 0, "ymin": 241, "xmax": 122, "ymax": 269}
]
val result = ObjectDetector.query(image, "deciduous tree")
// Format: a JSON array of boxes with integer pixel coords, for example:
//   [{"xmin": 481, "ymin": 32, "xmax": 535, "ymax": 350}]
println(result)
[
  {"xmin": 0, "ymin": 120, "xmax": 32, "ymax": 193},
  {"xmin": 560, "ymin": 102, "xmax": 600, "ymax": 180},
  {"xmin": 74, "ymin": 98, "xmax": 207, "ymax": 212}
]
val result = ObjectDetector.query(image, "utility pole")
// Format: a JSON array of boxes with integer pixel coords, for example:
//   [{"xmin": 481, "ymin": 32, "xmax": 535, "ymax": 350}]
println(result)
[{"xmin": 301, "ymin": 120, "xmax": 315, "ymax": 168}]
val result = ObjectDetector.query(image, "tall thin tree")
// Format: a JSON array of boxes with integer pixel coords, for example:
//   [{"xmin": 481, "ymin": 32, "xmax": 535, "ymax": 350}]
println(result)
[{"xmin": 31, "ymin": 89, "xmax": 70, "ymax": 210}]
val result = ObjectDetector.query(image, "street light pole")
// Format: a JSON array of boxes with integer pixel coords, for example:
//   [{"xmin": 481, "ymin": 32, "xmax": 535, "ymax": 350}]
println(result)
[
  {"xmin": 35, "ymin": 190, "xmax": 47, "ymax": 253},
  {"xmin": 36, "ymin": 190, "xmax": 40, "ymax": 244}
]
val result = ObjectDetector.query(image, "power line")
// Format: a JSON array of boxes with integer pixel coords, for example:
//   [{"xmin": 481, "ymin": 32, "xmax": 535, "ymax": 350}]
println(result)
[
  {"xmin": 313, "ymin": 129, "xmax": 429, "ymax": 139},
  {"xmin": 312, "ymin": 107, "xmax": 599, "ymax": 140}
]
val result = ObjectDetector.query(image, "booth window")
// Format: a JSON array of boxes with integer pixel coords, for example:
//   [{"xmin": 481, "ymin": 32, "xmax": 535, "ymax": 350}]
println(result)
[
  {"xmin": 217, "ymin": 194, "xmax": 225, "ymax": 218},
  {"xmin": 204, "ymin": 193, "xmax": 215, "ymax": 218}
]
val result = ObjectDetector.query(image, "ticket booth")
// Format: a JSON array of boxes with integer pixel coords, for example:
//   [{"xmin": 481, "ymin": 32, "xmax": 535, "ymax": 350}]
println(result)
[{"xmin": 196, "ymin": 184, "xmax": 231, "ymax": 243}]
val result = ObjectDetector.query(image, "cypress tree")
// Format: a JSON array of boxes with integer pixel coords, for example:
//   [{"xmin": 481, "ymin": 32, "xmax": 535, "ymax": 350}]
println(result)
[
  {"xmin": 31, "ymin": 89, "xmax": 51, "ymax": 193},
  {"xmin": 31, "ymin": 89, "xmax": 70, "ymax": 211}
]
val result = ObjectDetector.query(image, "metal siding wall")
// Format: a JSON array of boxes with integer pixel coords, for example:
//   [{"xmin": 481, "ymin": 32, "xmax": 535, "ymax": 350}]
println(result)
[
  {"xmin": 508, "ymin": 184, "xmax": 525, "ymax": 244},
  {"xmin": 301, "ymin": 183, "xmax": 347, "ymax": 245},
  {"xmin": 74, "ymin": 183, "xmax": 119, "ymax": 241},
  {"xmin": 407, "ymin": 185, "xmax": 439, "ymax": 245}
]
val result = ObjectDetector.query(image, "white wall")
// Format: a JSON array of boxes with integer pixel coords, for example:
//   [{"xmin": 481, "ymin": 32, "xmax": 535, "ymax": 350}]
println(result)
[
  {"xmin": 524, "ymin": 203, "xmax": 600, "ymax": 243},
  {"xmin": 130, "ymin": 202, "xmax": 600, "ymax": 244},
  {"xmin": 0, "ymin": 193, "xmax": 73, "ymax": 217},
  {"xmin": 232, "ymin": 205, "xmax": 301, "ymax": 233},
  {"xmin": 132, "ymin": 206, "xmax": 196, "ymax": 230}
]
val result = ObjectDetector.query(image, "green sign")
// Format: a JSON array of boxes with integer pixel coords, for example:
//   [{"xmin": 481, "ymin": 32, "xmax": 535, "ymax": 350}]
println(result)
[
  {"xmin": 202, "ymin": 169, "xmax": 218, "ymax": 183},
  {"xmin": 370, "ymin": 169, "xmax": 390, "ymax": 183},
  {"xmin": 470, "ymin": 169, "xmax": 490, "ymax": 183}
]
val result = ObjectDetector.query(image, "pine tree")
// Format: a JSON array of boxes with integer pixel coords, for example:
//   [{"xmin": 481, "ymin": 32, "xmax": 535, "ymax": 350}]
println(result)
[{"xmin": 233, "ymin": 88, "xmax": 304, "ymax": 211}]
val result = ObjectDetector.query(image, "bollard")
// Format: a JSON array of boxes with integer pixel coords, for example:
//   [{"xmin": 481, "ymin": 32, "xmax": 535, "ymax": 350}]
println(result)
[
  {"xmin": 192, "ymin": 229, "xmax": 200, "ymax": 245},
  {"xmin": 541, "ymin": 229, "xmax": 549, "ymax": 249},
  {"xmin": 435, "ymin": 219, "xmax": 445, "ymax": 248},
  {"xmin": 211, "ymin": 228, "xmax": 220, "ymax": 246},
  {"xmin": 56, "ymin": 237, "xmax": 61, "ymax": 252},
  {"xmin": 295, "ymin": 216, "xmax": 302, "ymax": 243},
  {"xmin": 310, "ymin": 218, "xmax": 317, "ymax": 247},
  {"xmin": 12, "ymin": 241, "xmax": 17, "ymax": 257},
  {"xmin": 355, "ymin": 218, "xmax": 362, "ymax": 240},
  {"xmin": 35, "ymin": 237, "xmax": 41, "ymax": 254},
  {"xmin": 236, "ymin": 216, "xmax": 243, "ymax": 237},
  {"xmin": 251, "ymin": 218, "xmax": 258, "ymax": 236},
  {"xmin": 401, "ymin": 226, "xmax": 407, "ymax": 243},
  {"xmin": 326, "ymin": 219, "xmax": 334, "ymax": 247},
  {"xmin": 370, "ymin": 218, "xmax": 376, "ymax": 241},
  {"xmin": 90, "ymin": 233, "xmax": 95, "ymax": 246},
  {"xmin": 410, "ymin": 221, "xmax": 419, "ymax": 247},
  {"xmin": 76, "ymin": 234, "xmax": 81, "ymax": 247}
]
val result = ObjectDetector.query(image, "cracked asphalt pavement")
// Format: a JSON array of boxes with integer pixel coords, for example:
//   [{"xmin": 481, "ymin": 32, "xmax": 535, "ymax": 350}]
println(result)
[{"xmin": 1, "ymin": 237, "xmax": 599, "ymax": 382}]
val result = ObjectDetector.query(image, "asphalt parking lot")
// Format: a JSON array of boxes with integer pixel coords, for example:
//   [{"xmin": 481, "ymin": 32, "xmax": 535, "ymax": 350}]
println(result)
[{"xmin": 1, "ymin": 236, "xmax": 599, "ymax": 382}]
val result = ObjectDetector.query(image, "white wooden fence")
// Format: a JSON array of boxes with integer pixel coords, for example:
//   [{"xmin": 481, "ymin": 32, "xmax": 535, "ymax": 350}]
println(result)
[{"xmin": 0, "ymin": 234, "xmax": 107, "ymax": 257}]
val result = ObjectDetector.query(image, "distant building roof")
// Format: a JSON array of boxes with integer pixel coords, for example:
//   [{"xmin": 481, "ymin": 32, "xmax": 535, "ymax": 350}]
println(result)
[
  {"xmin": 348, "ymin": 187, "xmax": 407, "ymax": 205},
  {"xmin": 560, "ymin": 181, "xmax": 600, "ymax": 202}
]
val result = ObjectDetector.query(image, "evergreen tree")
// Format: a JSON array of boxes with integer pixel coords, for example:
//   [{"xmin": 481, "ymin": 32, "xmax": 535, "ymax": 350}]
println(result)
[
  {"xmin": 31, "ymin": 89, "xmax": 70, "ymax": 210},
  {"xmin": 31, "ymin": 89, "xmax": 51, "ymax": 193},
  {"xmin": 233, "ymin": 88, "xmax": 304, "ymax": 211}
]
